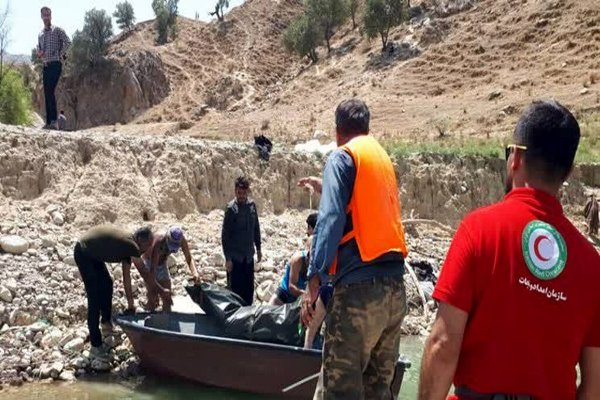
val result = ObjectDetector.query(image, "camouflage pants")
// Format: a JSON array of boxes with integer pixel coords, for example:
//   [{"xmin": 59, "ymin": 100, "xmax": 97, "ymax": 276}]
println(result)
[{"xmin": 314, "ymin": 276, "xmax": 407, "ymax": 400}]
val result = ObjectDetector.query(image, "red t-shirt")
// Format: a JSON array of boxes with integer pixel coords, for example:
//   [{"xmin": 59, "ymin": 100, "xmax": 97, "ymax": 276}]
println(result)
[{"xmin": 434, "ymin": 188, "xmax": 600, "ymax": 400}]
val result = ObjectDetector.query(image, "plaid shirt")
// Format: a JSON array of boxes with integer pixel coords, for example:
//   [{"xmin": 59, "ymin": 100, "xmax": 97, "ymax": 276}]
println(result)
[{"xmin": 38, "ymin": 25, "xmax": 71, "ymax": 64}]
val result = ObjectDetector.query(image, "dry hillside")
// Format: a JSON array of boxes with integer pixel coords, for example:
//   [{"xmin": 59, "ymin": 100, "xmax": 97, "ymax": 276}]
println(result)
[{"xmin": 101, "ymin": 0, "xmax": 599, "ymax": 145}]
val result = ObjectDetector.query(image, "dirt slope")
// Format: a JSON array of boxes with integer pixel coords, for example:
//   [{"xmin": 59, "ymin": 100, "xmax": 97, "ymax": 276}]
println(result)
[
  {"xmin": 110, "ymin": 0, "xmax": 304, "ymax": 126},
  {"xmin": 106, "ymin": 0, "xmax": 599, "ymax": 144}
]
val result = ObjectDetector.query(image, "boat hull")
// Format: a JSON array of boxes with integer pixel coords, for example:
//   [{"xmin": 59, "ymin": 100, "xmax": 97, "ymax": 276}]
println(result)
[{"xmin": 117, "ymin": 313, "xmax": 409, "ymax": 399}]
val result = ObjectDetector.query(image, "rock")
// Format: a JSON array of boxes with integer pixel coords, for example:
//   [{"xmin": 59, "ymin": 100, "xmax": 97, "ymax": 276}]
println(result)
[
  {"xmin": 39, "ymin": 363, "xmax": 52, "ymax": 379},
  {"xmin": 41, "ymin": 329, "xmax": 63, "ymax": 349},
  {"xmin": 59, "ymin": 332, "xmax": 76, "ymax": 348},
  {"xmin": 0, "ymin": 286, "xmax": 12, "ymax": 303},
  {"xmin": 64, "ymin": 338, "xmax": 84, "ymax": 353},
  {"xmin": 256, "ymin": 280, "xmax": 275, "ymax": 303},
  {"xmin": 70, "ymin": 357, "xmax": 89, "ymax": 369},
  {"xmin": 9, "ymin": 309, "xmax": 35, "ymax": 326},
  {"xmin": 58, "ymin": 370, "xmax": 76, "ymax": 382},
  {"xmin": 208, "ymin": 253, "xmax": 225, "ymax": 266},
  {"xmin": 91, "ymin": 359, "xmax": 111, "ymax": 372},
  {"xmin": 4, "ymin": 278, "xmax": 17, "ymax": 294},
  {"xmin": 41, "ymin": 237, "xmax": 56, "ymax": 248},
  {"xmin": 52, "ymin": 212, "xmax": 65, "ymax": 226},
  {"xmin": 63, "ymin": 256, "xmax": 76, "ymax": 266},
  {"xmin": 580, "ymin": 88, "xmax": 590, "ymax": 95},
  {"xmin": 0, "ymin": 235, "xmax": 29, "ymax": 254},
  {"xmin": 488, "ymin": 90, "xmax": 502, "ymax": 101},
  {"xmin": 28, "ymin": 321, "xmax": 48, "ymax": 333},
  {"xmin": 49, "ymin": 362, "xmax": 64, "ymax": 379}
]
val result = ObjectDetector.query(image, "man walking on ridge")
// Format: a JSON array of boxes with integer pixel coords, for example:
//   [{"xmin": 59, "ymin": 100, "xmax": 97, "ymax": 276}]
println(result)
[
  {"xmin": 37, "ymin": 6, "xmax": 70, "ymax": 130},
  {"xmin": 419, "ymin": 100, "xmax": 600, "ymax": 400},
  {"xmin": 222, "ymin": 176, "xmax": 262, "ymax": 305},
  {"xmin": 300, "ymin": 99, "xmax": 409, "ymax": 399}
]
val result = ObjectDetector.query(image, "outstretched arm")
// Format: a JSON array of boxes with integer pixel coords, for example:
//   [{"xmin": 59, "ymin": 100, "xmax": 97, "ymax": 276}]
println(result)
[{"xmin": 181, "ymin": 237, "xmax": 199, "ymax": 281}]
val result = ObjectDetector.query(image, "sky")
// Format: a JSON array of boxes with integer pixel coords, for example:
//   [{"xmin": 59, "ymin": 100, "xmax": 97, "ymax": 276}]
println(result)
[{"xmin": 1, "ymin": 0, "xmax": 245, "ymax": 55}]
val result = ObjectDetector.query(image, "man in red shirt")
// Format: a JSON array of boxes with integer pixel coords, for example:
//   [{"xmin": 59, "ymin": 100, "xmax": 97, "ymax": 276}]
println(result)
[{"xmin": 418, "ymin": 100, "xmax": 600, "ymax": 400}]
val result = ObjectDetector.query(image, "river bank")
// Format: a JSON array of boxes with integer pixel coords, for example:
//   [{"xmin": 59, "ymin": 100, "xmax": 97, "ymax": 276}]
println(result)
[{"xmin": 0, "ymin": 209, "xmax": 448, "ymax": 390}]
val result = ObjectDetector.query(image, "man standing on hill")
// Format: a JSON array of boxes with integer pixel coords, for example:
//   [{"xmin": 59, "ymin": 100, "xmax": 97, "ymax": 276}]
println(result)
[
  {"xmin": 37, "ymin": 6, "xmax": 70, "ymax": 130},
  {"xmin": 222, "ymin": 176, "xmax": 262, "ymax": 305},
  {"xmin": 419, "ymin": 101, "xmax": 600, "ymax": 399},
  {"xmin": 300, "ymin": 99, "xmax": 409, "ymax": 399}
]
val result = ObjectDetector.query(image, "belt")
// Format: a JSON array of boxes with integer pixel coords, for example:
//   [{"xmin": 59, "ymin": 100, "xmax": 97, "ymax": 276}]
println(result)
[{"xmin": 455, "ymin": 387, "xmax": 533, "ymax": 400}]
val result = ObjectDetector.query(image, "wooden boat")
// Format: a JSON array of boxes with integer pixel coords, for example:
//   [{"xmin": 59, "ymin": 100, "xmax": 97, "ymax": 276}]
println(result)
[{"xmin": 116, "ymin": 312, "xmax": 410, "ymax": 399}]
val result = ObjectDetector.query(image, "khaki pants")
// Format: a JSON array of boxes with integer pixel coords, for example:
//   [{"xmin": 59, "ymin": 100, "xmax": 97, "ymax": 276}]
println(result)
[{"xmin": 314, "ymin": 276, "xmax": 407, "ymax": 400}]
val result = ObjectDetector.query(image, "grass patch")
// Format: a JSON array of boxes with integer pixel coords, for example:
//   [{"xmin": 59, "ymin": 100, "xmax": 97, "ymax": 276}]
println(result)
[
  {"xmin": 384, "ymin": 112, "xmax": 600, "ymax": 163},
  {"xmin": 578, "ymin": 112, "xmax": 600, "ymax": 163},
  {"xmin": 384, "ymin": 137, "xmax": 505, "ymax": 160}
]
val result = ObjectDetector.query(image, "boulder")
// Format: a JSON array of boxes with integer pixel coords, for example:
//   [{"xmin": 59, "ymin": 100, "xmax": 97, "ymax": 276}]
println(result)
[
  {"xmin": 0, "ymin": 236, "xmax": 29, "ymax": 255},
  {"xmin": 58, "ymin": 370, "xmax": 76, "ymax": 382},
  {"xmin": 0, "ymin": 286, "xmax": 12, "ymax": 303},
  {"xmin": 4, "ymin": 279, "xmax": 17, "ymax": 294},
  {"xmin": 52, "ymin": 212, "xmax": 65, "ymax": 226},
  {"xmin": 63, "ymin": 256, "xmax": 76, "ymax": 266},
  {"xmin": 63, "ymin": 338, "xmax": 84, "ymax": 353}
]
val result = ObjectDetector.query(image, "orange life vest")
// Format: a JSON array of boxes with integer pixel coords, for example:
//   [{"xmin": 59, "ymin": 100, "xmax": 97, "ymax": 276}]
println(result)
[{"xmin": 329, "ymin": 135, "xmax": 408, "ymax": 275}]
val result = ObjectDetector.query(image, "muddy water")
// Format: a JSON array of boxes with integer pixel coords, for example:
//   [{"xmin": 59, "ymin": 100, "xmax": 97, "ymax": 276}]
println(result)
[{"xmin": 0, "ymin": 337, "xmax": 425, "ymax": 400}]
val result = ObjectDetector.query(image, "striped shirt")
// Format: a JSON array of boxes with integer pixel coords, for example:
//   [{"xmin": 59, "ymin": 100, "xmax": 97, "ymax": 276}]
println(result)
[{"xmin": 38, "ymin": 26, "xmax": 71, "ymax": 64}]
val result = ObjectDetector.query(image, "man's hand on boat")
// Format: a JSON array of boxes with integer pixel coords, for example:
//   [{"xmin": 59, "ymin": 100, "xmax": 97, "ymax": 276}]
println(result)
[{"xmin": 301, "ymin": 275, "xmax": 321, "ymax": 326}]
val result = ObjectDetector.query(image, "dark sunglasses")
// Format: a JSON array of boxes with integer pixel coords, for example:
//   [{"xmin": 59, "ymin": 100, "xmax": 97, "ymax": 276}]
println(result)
[{"xmin": 505, "ymin": 144, "xmax": 527, "ymax": 160}]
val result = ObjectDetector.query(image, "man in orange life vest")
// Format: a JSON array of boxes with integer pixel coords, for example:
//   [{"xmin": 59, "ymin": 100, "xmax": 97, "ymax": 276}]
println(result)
[
  {"xmin": 418, "ymin": 100, "xmax": 600, "ymax": 400},
  {"xmin": 300, "ymin": 99, "xmax": 408, "ymax": 399}
]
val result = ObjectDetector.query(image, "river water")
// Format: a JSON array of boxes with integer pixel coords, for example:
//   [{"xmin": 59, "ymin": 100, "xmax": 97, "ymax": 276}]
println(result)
[{"xmin": 0, "ymin": 336, "xmax": 425, "ymax": 400}]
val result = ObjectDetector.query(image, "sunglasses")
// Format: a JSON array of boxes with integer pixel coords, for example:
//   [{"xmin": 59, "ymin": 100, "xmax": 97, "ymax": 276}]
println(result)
[{"xmin": 505, "ymin": 144, "xmax": 527, "ymax": 160}]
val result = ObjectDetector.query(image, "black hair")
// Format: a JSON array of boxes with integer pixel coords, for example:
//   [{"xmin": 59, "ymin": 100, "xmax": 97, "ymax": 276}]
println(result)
[
  {"xmin": 235, "ymin": 176, "xmax": 250, "ymax": 189},
  {"xmin": 514, "ymin": 100, "xmax": 580, "ymax": 183},
  {"xmin": 306, "ymin": 213, "xmax": 318, "ymax": 230},
  {"xmin": 133, "ymin": 226, "xmax": 153, "ymax": 242},
  {"xmin": 41, "ymin": 7, "xmax": 51, "ymax": 14},
  {"xmin": 335, "ymin": 98, "xmax": 370, "ymax": 137}
]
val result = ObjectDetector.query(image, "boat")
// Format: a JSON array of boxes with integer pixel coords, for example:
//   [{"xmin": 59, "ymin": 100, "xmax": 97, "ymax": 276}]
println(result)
[{"xmin": 116, "ymin": 312, "xmax": 411, "ymax": 399}]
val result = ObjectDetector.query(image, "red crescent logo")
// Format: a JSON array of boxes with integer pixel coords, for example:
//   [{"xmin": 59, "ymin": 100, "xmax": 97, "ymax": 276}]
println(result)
[{"xmin": 534, "ymin": 235, "xmax": 551, "ymax": 261}]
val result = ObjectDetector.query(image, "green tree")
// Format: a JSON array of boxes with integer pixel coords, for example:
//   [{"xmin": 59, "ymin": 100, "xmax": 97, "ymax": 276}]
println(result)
[
  {"xmin": 68, "ymin": 9, "xmax": 114, "ymax": 74},
  {"xmin": 0, "ymin": 68, "xmax": 32, "ymax": 125},
  {"xmin": 152, "ymin": 0, "xmax": 178, "ymax": 44},
  {"xmin": 306, "ymin": 0, "xmax": 349, "ymax": 54},
  {"xmin": 363, "ymin": 0, "xmax": 405, "ymax": 51},
  {"xmin": 283, "ymin": 15, "xmax": 321, "ymax": 63},
  {"xmin": 113, "ymin": 1, "xmax": 136, "ymax": 31},
  {"xmin": 209, "ymin": 0, "xmax": 229, "ymax": 22}
]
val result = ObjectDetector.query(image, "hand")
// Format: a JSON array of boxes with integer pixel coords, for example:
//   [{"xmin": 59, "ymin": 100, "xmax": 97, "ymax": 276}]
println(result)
[
  {"xmin": 298, "ymin": 176, "xmax": 323, "ymax": 195},
  {"xmin": 256, "ymin": 251, "xmax": 262, "ymax": 264},
  {"xmin": 225, "ymin": 260, "xmax": 233, "ymax": 272},
  {"xmin": 37, "ymin": 49, "xmax": 44, "ymax": 59},
  {"xmin": 301, "ymin": 292, "xmax": 315, "ymax": 326},
  {"xmin": 191, "ymin": 271, "xmax": 201, "ymax": 284}
]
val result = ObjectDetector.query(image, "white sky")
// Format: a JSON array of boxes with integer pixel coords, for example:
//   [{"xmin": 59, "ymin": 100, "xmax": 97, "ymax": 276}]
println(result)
[{"xmin": 2, "ymin": 0, "xmax": 245, "ymax": 54}]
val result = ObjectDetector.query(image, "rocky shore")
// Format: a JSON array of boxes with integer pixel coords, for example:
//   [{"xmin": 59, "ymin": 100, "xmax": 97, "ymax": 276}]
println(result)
[{"xmin": 0, "ymin": 207, "xmax": 452, "ymax": 389}]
